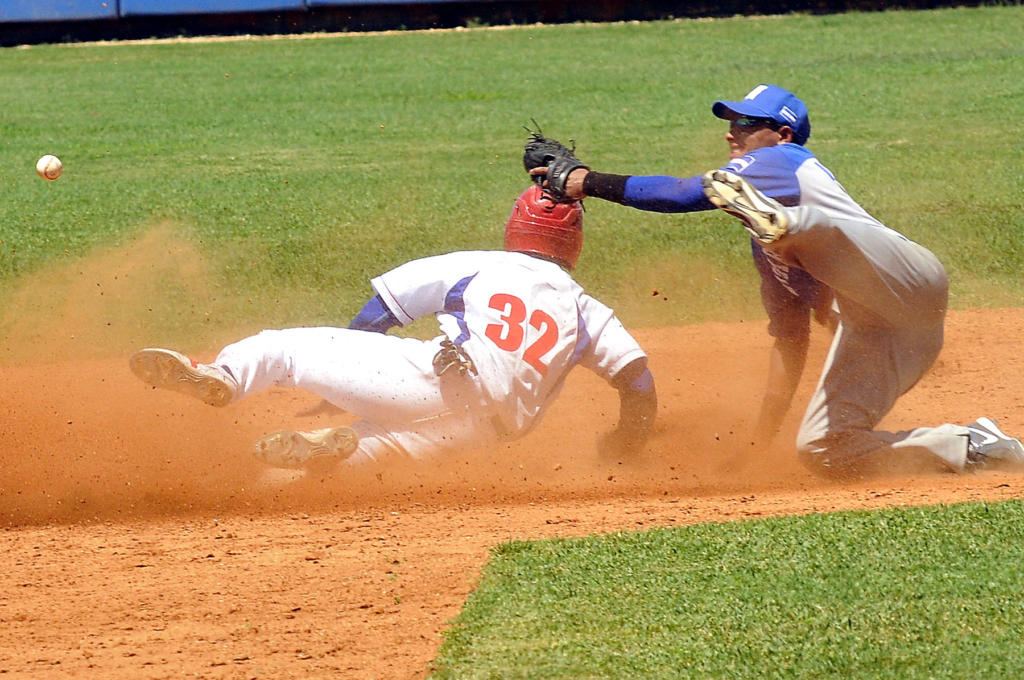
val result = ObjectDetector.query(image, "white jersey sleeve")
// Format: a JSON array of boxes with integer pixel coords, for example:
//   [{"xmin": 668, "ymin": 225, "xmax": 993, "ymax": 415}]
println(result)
[
  {"xmin": 370, "ymin": 252, "xmax": 482, "ymax": 326},
  {"xmin": 370, "ymin": 250, "xmax": 646, "ymax": 434},
  {"xmin": 574, "ymin": 293, "xmax": 647, "ymax": 381}
]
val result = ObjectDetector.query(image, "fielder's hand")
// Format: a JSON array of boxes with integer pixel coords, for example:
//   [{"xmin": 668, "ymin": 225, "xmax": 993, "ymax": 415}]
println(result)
[{"xmin": 523, "ymin": 123, "xmax": 588, "ymax": 201}]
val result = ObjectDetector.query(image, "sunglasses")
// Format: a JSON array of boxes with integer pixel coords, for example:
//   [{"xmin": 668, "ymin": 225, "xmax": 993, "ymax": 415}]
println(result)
[{"xmin": 731, "ymin": 116, "xmax": 782, "ymax": 131}]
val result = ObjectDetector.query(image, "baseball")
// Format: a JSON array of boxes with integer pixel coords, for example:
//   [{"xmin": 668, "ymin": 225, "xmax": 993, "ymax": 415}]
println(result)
[{"xmin": 36, "ymin": 154, "xmax": 63, "ymax": 180}]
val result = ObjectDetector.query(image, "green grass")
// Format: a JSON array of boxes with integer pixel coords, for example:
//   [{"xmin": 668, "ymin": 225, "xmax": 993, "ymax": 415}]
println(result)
[
  {"xmin": 2, "ymin": 8, "xmax": 1023, "ymax": 675},
  {"xmin": 1, "ymin": 6, "xmax": 1022, "ymax": 350},
  {"xmin": 433, "ymin": 500, "xmax": 1024, "ymax": 679}
]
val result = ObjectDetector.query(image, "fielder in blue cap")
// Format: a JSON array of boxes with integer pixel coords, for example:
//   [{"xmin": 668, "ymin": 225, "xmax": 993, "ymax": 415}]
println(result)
[
  {"xmin": 711, "ymin": 84, "xmax": 811, "ymax": 146},
  {"xmin": 530, "ymin": 84, "xmax": 1024, "ymax": 479}
]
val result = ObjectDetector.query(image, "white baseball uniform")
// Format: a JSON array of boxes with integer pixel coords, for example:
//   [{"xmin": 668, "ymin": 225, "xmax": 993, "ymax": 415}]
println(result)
[{"xmin": 214, "ymin": 250, "xmax": 647, "ymax": 465}]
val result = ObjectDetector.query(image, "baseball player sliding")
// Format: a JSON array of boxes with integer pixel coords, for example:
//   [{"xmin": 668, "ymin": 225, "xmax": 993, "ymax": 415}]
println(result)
[
  {"xmin": 129, "ymin": 186, "xmax": 656, "ymax": 468},
  {"xmin": 527, "ymin": 84, "xmax": 1024, "ymax": 477}
]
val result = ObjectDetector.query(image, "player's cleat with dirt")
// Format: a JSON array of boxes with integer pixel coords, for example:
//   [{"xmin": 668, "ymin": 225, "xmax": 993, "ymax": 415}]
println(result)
[
  {"xmin": 129, "ymin": 348, "xmax": 237, "ymax": 407},
  {"xmin": 701, "ymin": 169, "xmax": 790, "ymax": 244},
  {"xmin": 965, "ymin": 417, "xmax": 1024, "ymax": 469},
  {"xmin": 253, "ymin": 427, "xmax": 359, "ymax": 468}
]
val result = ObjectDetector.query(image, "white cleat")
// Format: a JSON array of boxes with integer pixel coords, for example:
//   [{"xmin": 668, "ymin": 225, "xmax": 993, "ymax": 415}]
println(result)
[
  {"xmin": 129, "ymin": 347, "xmax": 237, "ymax": 407},
  {"xmin": 701, "ymin": 169, "xmax": 790, "ymax": 244},
  {"xmin": 253, "ymin": 427, "xmax": 359, "ymax": 468},
  {"xmin": 966, "ymin": 417, "xmax": 1024, "ymax": 469}
]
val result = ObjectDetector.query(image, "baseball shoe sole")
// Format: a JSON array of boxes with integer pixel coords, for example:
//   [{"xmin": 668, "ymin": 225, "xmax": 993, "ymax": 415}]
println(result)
[
  {"xmin": 253, "ymin": 426, "xmax": 359, "ymax": 468},
  {"xmin": 129, "ymin": 347, "xmax": 236, "ymax": 407},
  {"xmin": 966, "ymin": 417, "xmax": 1024, "ymax": 468},
  {"xmin": 701, "ymin": 169, "xmax": 789, "ymax": 244}
]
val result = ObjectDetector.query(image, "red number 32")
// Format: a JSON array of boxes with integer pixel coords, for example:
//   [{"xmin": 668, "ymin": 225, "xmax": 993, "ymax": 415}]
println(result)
[{"xmin": 484, "ymin": 293, "xmax": 559, "ymax": 375}]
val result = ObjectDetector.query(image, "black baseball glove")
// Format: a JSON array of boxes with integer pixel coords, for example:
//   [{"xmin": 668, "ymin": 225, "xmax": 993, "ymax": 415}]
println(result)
[{"xmin": 523, "ymin": 122, "xmax": 588, "ymax": 201}]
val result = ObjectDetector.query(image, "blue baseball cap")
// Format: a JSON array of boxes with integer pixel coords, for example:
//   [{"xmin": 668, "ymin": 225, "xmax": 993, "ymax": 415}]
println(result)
[{"xmin": 712, "ymin": 84, "xmax": 811, "ymax": 145}]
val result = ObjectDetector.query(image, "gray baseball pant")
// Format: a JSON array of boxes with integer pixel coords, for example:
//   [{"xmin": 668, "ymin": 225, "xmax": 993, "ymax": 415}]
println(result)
[{"xmin": 765, "ymin": 206, "xmax": 971, "ymax": 476}]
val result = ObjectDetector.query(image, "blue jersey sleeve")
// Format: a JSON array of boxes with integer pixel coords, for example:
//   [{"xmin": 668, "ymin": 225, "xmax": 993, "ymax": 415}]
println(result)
[
  {"xmin": 348, "ymin": 294, "xmax": 401, "ymax": 333},
  {"xmin": 618, "ymin": 143, "xmax": 814, "ymax": 212},
  {"xmin": 622, "ymin": 175, "xmax": 713, "ymax": 213}
]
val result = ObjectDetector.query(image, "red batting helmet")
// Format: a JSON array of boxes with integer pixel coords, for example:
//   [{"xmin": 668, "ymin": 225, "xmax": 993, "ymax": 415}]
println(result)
[{"xmin": 504, "ymin": 185, "xmax": 583, "ymax": 270}]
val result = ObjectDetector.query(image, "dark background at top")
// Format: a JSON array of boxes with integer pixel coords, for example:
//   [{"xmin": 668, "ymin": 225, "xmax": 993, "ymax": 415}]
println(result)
[{"xmin": 1, "ymin": 0, "xmax": 985, "ymax": 48}]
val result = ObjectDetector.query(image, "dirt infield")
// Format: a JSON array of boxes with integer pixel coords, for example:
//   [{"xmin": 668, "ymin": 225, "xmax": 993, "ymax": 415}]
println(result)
[{"xmin": 2, "ymin": 308, "xmax": 1023, "ymax": 678}]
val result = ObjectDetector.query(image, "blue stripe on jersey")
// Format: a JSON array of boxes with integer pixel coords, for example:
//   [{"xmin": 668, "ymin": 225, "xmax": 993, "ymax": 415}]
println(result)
[
  {"xmin": 348, "ymin": 294, "xmax": 401, "ymax": 333},
  {"xmin": 570, "ymin": 305, "xmax": 590, "ymax": 367},
  {"xmin": 444, "ymin": 274, "xmax": 478, "ymax": 345}
]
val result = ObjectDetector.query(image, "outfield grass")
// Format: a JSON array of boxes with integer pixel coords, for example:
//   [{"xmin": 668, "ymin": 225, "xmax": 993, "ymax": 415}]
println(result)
[
  {"xmin": 3, "ymin": 7, "xmax": 1023, "ymax": 676},
  {"xmin": 1, "ymin": 6, "xmax": 1021, "ymax": 346},
  {"xmin": 433, "ymin": 500, "xmax": 1024, "ymax": 679}
]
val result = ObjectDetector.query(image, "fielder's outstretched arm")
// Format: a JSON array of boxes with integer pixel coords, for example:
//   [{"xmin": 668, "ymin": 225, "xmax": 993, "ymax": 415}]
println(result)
[{"xmin": 530, "ymin": 166, "xmax": 716, "ymax": 214}]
